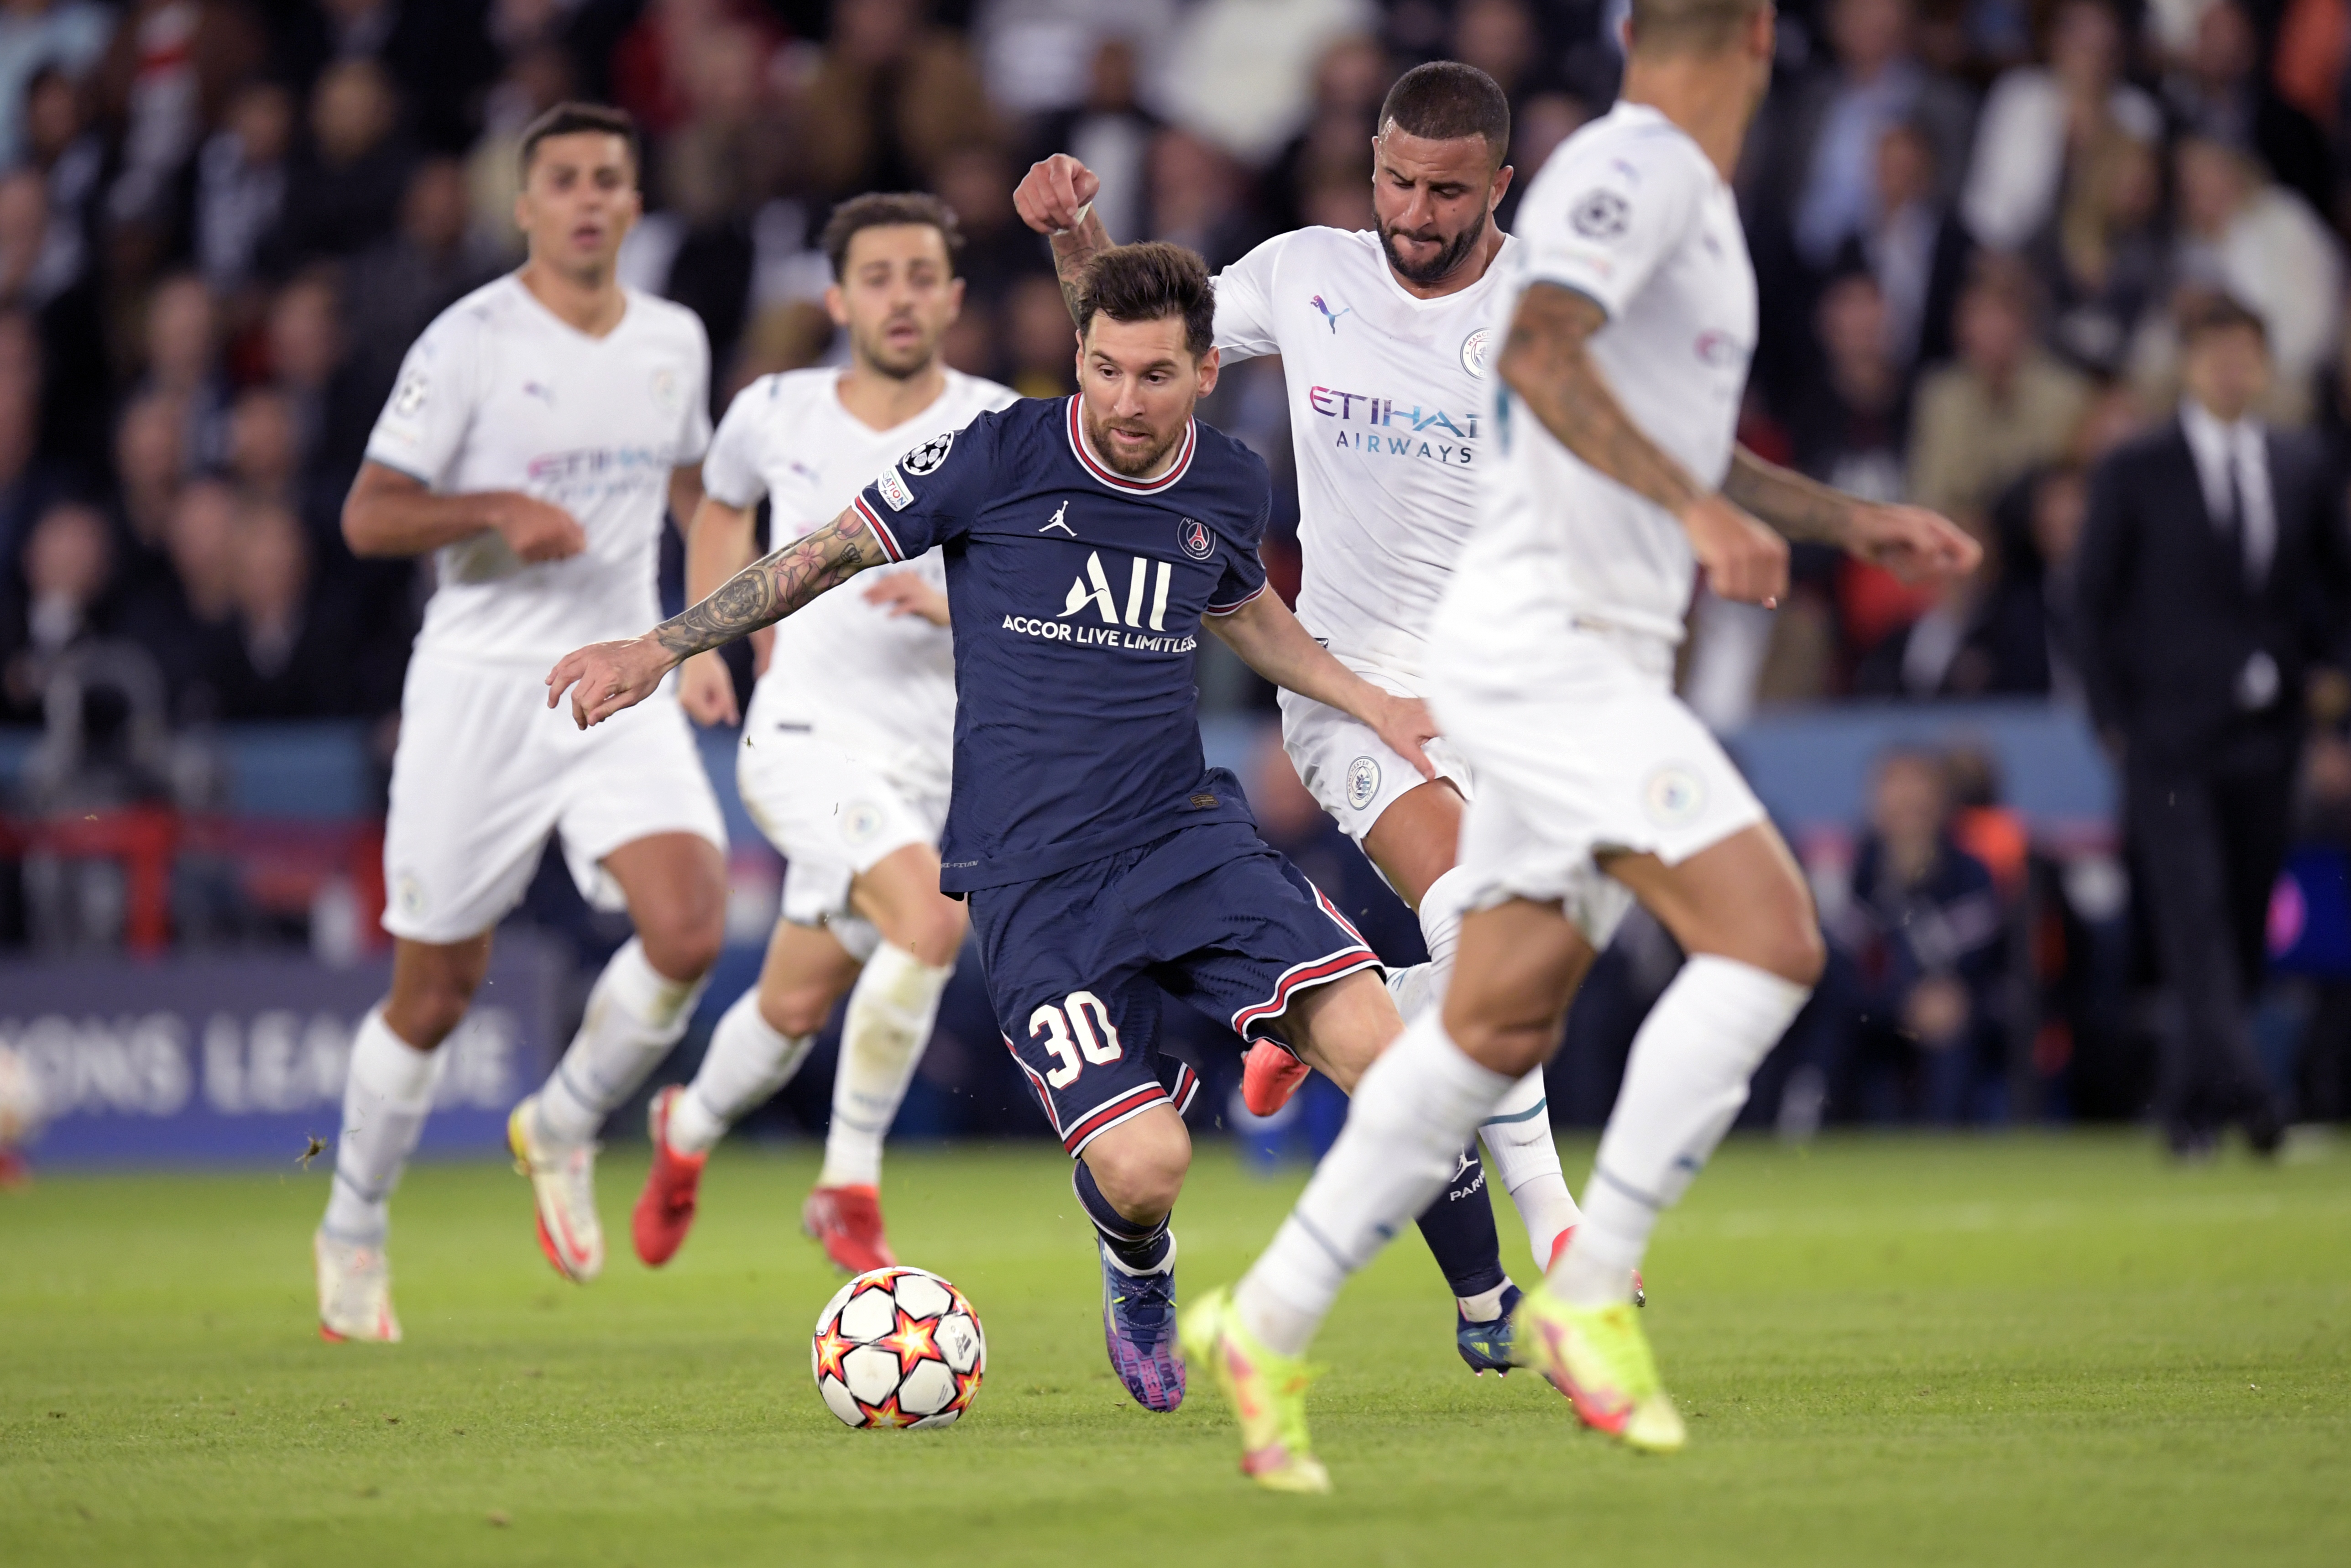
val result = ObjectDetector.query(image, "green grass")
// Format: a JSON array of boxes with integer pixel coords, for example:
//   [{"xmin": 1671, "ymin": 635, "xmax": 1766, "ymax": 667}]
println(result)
[{"xmin": 2, "ymin": 1134, "xmax": 2346, "ymax": 1567}]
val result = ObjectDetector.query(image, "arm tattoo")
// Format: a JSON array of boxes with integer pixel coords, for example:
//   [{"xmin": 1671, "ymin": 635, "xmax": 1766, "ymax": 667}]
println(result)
[
  {"xmin": 1722, "ymin": 447, "xmax": 1858, "ymax": 543},
  {"xmin": 1050, "ymin": 209, "xmax": 1114, "ymax": 323},
  {"xmin": 650, "ymin": 510, "xmax": 888, "ymax": 658},
  {"xmin": 1499, "ymin": 283, "xmax": 1703, "ymax": 518}
]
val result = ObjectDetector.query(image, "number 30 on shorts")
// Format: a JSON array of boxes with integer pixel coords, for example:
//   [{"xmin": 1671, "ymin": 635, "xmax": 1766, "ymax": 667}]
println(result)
[{"xmin": 1029, "ymin": 992, "xmax": 1123, "ymax": 1087}]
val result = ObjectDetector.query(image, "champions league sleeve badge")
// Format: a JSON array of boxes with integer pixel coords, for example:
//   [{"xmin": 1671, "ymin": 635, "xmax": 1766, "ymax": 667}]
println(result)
[{"xmin": 901, "ymin": 431, "xmax": 956, "ymax": 475}]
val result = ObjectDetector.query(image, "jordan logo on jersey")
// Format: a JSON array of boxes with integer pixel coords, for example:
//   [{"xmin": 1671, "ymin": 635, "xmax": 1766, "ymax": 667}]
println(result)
[
  {"xmin": 1310, "ymin": 294, "xmax": 1352, "ymax": 332},
  {"xmin": 1040, "ymin": 501, "xmax": 1076, "ymax": 535}
]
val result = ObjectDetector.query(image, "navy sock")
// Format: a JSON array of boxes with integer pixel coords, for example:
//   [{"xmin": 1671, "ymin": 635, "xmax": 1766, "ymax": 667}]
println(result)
[
  {"xmin": 1414, "ymin": 1142, "xmax": 1509, "ymax": 1303},
  {"xmin": 1073, "ymin": 1161, "xmax": 1172, "ymax": 1274}
]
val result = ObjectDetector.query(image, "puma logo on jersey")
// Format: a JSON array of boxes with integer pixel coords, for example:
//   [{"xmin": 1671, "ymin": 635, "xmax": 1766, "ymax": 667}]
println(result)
[
  {"xmin": 1061, "ymin": 549, "xmax": 1173, "ymax": 630},
  {"xmin": 1310, "ymin": 294, "xmax": 1352, "ymax": 332},
  {"xmin": 1040, "ymin": 501, "xmax": 1076, "ymax": 535}
]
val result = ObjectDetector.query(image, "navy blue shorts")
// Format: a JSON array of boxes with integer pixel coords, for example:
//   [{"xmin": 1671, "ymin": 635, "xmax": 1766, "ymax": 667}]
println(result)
[{"xmin": 969, "ymin": 821, "xmax": 1381, "ymax": 1157}]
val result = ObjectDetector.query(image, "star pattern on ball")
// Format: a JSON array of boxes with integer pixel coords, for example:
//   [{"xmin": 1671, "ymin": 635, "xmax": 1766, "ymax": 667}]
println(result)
[
  {"xmin": 881, "ymin": 1308, "xmax": 943, "ymax": 1377},
  {"xmin": 812, "ymin": 1322, "xmax": 853, "ymax": 1383},
  {"xmin": 855, "ymin": 1392, "xmax": 922, "ymax": 1429}
]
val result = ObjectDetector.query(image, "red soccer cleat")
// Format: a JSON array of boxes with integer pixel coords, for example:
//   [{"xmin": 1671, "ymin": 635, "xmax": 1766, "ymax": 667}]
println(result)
[
  {"xmin": 1548, "ymin": 1225, "xmax": 1645, "ymax": 1308},
  {"xmin": 1239, "ymin": 1040, "xmax": 1310, "ymax": 1118},
  {"xmin": 802, "ymin": 1184, "xmax": 896, "ymax": 1274},
  {"xmin": 632, "ymin": 1087, "xmax": 706, "ymax": 1268}
]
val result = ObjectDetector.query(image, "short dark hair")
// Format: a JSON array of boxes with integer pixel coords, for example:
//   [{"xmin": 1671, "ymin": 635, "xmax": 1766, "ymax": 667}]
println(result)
[
  {"xmin": 1379, "ymin": 61, "xmax": 1510, "ymax": 163},
  {"xmin": 2180, "ymin": 292, "xmax": 2269, "ymax": 350},
  {"xmin": 519, "ymin": 101, "xmax": 639, "ymax": 179},
  {"xmin": 1076, "ymin": 242, "xmax": 1216, "ymax": 360},
  {"xmin": 820, "ymin": 192, "xmax": 965, "ymax": 281},
  {"xmin": 1629, "ymin": 0, "xmax": 1768, "ymax": 55}
]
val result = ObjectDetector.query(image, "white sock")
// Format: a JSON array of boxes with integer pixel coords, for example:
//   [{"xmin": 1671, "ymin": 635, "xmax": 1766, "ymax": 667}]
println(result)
[
  {"xmin": 818, "ymin": 941, "xmax": 951, "ymax": 1189},
  {"xmin": 1554, "ymin": 955, "xmax": 1811, "ymax": 1308},
  {"xmin": 1382, "ymin": 863, "xmax": 1478, "ymax": 1022},
  {"xmin": 534, "ymin": 938, "xmax": 710, "ymax": 1147},
  {"xmin": 1482, "ymin": 1069, "xmax": 1581, "ymax": 1265},
  {"xmin": 670, "ymin": 988, "xmax": 815, "ymax": 1156},
  {"xmin": 321, "ymin": 1009, "xmax": 446, "ymax": 1246},
  {"xmin": 1236, "ymin": 1009, "xmax": 1513, "ymax": 1356}
]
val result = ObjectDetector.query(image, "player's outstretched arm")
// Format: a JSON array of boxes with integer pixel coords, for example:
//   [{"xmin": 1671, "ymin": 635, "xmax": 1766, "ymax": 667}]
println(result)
[
  {"xmin": 341, "ymin": 460, "xmax": 586, "ymax": 562},
  {"xmin": 1014, "ymin": 153, "xmax": 1113, "ymax": 323},
  {"xmin": 1722, "ymin": 446, "xmax": 1980, "ymax": 585},
  {"xmin": 545, "ymin": 506, "xmax": 892, "ymax": 729},
  {"xmin": 1205, "ymin": 591, "xmax": 1439, "ymax": 781},
  {"xmin": 1499, "ymin": 283, "xmax": 1788, "ymax": 607}
]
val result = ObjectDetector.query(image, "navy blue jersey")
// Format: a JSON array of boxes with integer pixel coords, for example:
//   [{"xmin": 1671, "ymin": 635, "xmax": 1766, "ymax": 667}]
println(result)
[{"xmin": 849, "ymin": 395, "xmax": 1272, "ymax": 893}]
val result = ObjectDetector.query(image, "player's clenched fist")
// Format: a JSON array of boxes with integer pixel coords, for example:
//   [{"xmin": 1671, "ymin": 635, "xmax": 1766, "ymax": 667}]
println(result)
[
  {"xmin": 487, "ymin": 491, "xmax": 588, "ymax": 562},
  {"xmin": 1680, "ymin": 493, "xmax": 1789, "ymax": 608},
  {"xmin": 1014, "ymin": 153, "xmax": 1100, "ymax": 235},
  {"xmin": 547, "ymin": 634, "xmax": 674, "ymax": 728}
]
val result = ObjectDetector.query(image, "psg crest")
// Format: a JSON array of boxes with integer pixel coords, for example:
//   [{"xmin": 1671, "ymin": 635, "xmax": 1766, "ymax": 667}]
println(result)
[
  {"xmin": 901, "ymin": 431, "xmax": 955, "ymax": 475},
  {"xmin": 1177, "ymin": 517, "xmax": 1215, "ymax": 560}
]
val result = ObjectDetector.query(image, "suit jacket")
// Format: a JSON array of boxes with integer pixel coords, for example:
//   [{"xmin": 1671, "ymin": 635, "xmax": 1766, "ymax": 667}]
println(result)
[{"xmin": 2074, "ymin": 418, "xmax": 2347, "ymax": 767}]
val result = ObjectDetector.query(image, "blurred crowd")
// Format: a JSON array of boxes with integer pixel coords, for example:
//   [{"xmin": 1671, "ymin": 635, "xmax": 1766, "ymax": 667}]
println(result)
[{"xmin": 8, "ymin": 0, "xmax": 2351, "ymax": 1124}]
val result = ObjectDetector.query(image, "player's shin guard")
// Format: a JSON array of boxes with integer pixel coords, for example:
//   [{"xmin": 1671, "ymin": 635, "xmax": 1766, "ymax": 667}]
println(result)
[
  {"xmin": 1412, "ymin": 1147, "xmax": 1508, "ymax": 1308},
  {"xmin": 1480, "ymin": 1069, "xmax": 1581, "ymax": 1264},
  {"xmin": 818, "ymin": 941, "xmax": 952, "ymax": 1189},
  {"xmin": 1553, "ymin": 956, "xmax": 1810, "ymax": 1308},
  {"xmin": 668, "ymin": 989, "xmax": 816, "ymax": 1156},
  {"xmin": 321, "ymin": 1009, "xmax": 446, "ymax": 1245},
  {"xmin": 534, "ymin": 938, "xmax": 711, "ymax": 1147},
  {"xmin": 1236, "ymin": 1010, "xmax": 1514, "ymax": 1356}
]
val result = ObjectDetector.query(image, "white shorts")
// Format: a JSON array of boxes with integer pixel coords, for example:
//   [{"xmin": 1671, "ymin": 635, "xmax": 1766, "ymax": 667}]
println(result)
[
  {"xmin": 737, "ymin": 728, "xmax": 947, "ymax": 946},
  {"xmin": 382, "ymin": 653, "xmax": 728, "ymax": 945},
  {"xmin": 1277, "ymin": 665, "xmax": 1473, "ymax": 851},
  {"xmin": 1432, "ymin": 623, "xmax": 1766, "ymax": 949}
]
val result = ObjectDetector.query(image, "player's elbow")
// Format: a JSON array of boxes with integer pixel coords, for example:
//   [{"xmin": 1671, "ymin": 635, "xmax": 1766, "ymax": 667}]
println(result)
[{"xmin": 341, "ymin": 493, "xmax": 393, "ymax": 557}]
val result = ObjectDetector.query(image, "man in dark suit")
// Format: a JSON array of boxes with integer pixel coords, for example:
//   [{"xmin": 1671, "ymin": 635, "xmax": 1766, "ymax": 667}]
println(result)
[{"xmin": 2076, "ymin": 295, "xmax": 2349, "ymax": 1155}]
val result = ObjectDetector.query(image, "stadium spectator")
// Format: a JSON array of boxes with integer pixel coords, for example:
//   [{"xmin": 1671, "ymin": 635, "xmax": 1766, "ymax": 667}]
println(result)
[
  {"xmin": 1787, "ymin": 268, "xmax": 1911, "ymax": 504},
  {"xmin": 2161, "ymin": 0, "xmax": 2333, "ymax": 220},
  {"xmin": 2074, "ymin": 295, "xmax": 2347, "ymax": 1155},
  {"xmin": 2028, "ymin": 127, "xmax": 2164, "ymax": 376},
  {"xmin": 94, "ymin": 0, "xmax": 266, "ymax": 233},
  {"xmin": 2166, "ymin": 136, "xmax": 2342, "ymax": 413},
  {"xmin": 107, "ymin": 389, "xmax": 184, "ymax": 564},
  {"xmin": 0, "ymin": 0, "xmax": 114, "ymax": 172},
  {"xmin": 1825, "ymin": 747, "xmax": 2012, "ymax": 1123},
  {"xmin": 115, "ymin": 472, "xmax": 234, "ymax": 721},
  {"xmin": 1907, "ymin": 259, "xmax": 2092, "ymax": 529},
  {"xmin": 134, "ymin": 273, "xmax": 227, "ymax": 470},
  {"xmin": 208, "ymin": 494, "xmax": 358, "ymax": 719},
  {"xmin": 1157, "ymin": 0, "xmax": 1376, "ymax": 166},
  {"xmin": 24, "ymin": 63, "xmax": 101, "ymax": 289},
  {"xmin": 794, "ymin": 0, "xmax": 996, "ymax": 200},
  {"xmin": 194, "ymin": 78, "xmax": 293, "ymax": 295},
  {"xmin": 265, "ymin": 57, "xmax": 415, "ymax": 267},
  {"xmin": 2, "ymin": 497, "xmax": 111, "ymax": 720},
  {"xmin": 339, "ymin": 161, "xmax": 495, "ymax": 455},
  {"xmin": 1833, "ymin": 117, "xmax": 1971, "ymax": 375},
  {"xmin": 1146, "ymin": 127, "xmax": 1257, "ymax": 270},
  {"xmin": 1960, "ymin": 0, "xmax": 2160, "ymax": 254}
]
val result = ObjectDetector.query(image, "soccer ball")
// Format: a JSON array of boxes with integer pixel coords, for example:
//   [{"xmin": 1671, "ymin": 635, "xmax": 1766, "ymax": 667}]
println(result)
[
  {"xmin": 0, "ymin": 1045, "xmax": 44, "ymax": 1148},
  {"xmin": 812, "ymin": 1266, "xmax": 985, "ymax": 1429}
]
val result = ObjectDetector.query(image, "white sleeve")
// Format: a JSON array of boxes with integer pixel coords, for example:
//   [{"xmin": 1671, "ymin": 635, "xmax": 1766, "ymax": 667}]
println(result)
[
  {"xmin": 1515, "ymin": 137, "xmax": 1701, "ymax": 320},
  {"xmin": 364, "ymin": 313, "xmax": 481, "ymax": 488},
  {"xmin": 674, "ymin": 314, "xmax": 713, "ymax": 465},
  {"xmin": 1212, "ymin": 233, "xmax": 1287, "ymax": 362},
  {"xmin": 700, "ymin": 380, "xmax": 769, "ymax": 509}
]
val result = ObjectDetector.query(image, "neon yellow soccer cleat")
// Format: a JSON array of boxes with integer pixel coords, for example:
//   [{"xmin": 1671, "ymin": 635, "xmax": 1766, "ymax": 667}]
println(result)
[
  {"xmin": 1178, "ymin": 1285, "xmax": 1331, "ymax": 1494},
  {"xmin": 1509, "ymin": 1282, "xmax": 1687, "ymax": 1453}
]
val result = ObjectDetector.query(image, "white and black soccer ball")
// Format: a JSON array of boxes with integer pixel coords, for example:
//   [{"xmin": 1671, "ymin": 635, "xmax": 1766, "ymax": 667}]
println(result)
[
  {"xmin": 0, "ymin": 1044, "xmax": 45, "ymax": 1149},
  {"xmin": 812, "ymin": 1266, "xmax": 985, "ymax": 1429}
]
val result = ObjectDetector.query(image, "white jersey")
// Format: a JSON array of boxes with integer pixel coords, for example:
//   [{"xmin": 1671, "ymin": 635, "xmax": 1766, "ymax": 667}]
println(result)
[
  {"xmin": 1450, "ymin": 101, "xmax": 1757, "ymax": 653},
  {"xmin": 366, "ymin": 275, "xmax": 713, "ymax": 666},
  {"xmin": 1214, "ymin": 225, "xmax": 1516, "ymax": 682},
  {"xmin": 701, "ymin": 367, "xmax": 1016, "ymax": 787}
]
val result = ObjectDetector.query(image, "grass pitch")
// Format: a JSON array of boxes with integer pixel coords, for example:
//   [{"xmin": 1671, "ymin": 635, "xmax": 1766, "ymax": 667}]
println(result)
[{"xmin": 2, "ymin": 1134, "xmax": 2346, "ymax": 1567}]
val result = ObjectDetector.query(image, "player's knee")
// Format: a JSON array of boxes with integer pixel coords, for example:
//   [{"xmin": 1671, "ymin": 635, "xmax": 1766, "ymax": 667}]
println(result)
[
  {"xmin": 387, "ymin": 976, "xmax": 476, "ymax": 1049},
  {"xmin": 1083, "ymin": 1115, "xmax": 1190, "ymax": 1220},
  {"xmin": 902, "ymin": 901, "xmax": 967, "ymax": 969},
  {"xmin": 758, "ymin": 980, "xmax": 835, "ymax": 1041},
  {"xmin": 639, "ymin": 907, "xmax": 725, "ymax": 984},
  {"xmin": 1764, "ymin": 921, "xmax": 1828, "ymax": 989}
]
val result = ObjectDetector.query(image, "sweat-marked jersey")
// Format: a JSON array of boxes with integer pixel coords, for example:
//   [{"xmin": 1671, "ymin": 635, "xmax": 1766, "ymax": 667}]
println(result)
[
  {"xmin": 366, "ymin": 275, "xmax": 712, "ymax": 666},
  {"xmin": 1451, "ymin": 101, "xmax": 1758, "ymax": 653},
  {"xmin": 848, "ymin": 396, "xmax": 1272, "ymax": 893},
  {"xmin": 701, "ymin": 367, "xmax": 1016, "ymax": 790},
  {"xmin": 1213, "ymin": 225, "xmax": 1517, "ymax": 682}
]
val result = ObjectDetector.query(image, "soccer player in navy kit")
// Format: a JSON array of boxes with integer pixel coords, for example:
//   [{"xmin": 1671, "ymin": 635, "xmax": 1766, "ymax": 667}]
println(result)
[{"xmin": 548, "ymin": 243, "xmax": 1433, "ymax": 1423}]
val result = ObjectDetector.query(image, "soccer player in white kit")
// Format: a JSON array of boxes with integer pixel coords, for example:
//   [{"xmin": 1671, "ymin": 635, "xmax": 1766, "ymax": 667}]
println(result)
[
  {"xmin": 313, "ymin": 104, "xmax": 731, "ymax": 1340},
  {"xmin": 629, "ymin": 193, "xmax": 1015, "ymax": 1274},
  {"xmin": 1014, "ymin": 63, "xmax": 1604, "ymax": 1361},
  {"xmin": 1176, "ymin": 0, "xmax": 1980, "ymax": 1488}
]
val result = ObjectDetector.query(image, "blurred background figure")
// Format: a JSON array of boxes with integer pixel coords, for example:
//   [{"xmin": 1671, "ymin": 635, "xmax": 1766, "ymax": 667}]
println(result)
[{"xmin": 2075, "ymin": 296, "xmax": 2349, "ymax": 1156}]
